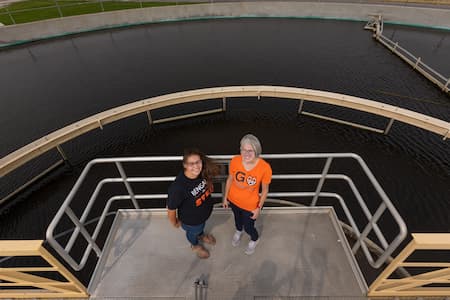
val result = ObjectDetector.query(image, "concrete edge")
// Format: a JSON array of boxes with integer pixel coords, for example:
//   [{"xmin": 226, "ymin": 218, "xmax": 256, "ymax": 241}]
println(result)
[
  {"xmin": 0, "ymin": 16, "xmax": 366, "ymax": 49},
  {"xmin": 327, "ymin": 206, "xmax": 369, "ymax": 293},
  {"xmin": 1, "ymin": 2, "xmax": 449, "ymax": 48},
  {"xmin": 88, "ymin": 210, "xmax": 123, "ymax": 294}
]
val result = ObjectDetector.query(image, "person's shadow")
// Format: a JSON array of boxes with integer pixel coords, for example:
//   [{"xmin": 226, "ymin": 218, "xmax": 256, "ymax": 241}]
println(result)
[{"xmin": 231, "ymin": 260, "xmax": 297, "ymax": 299}]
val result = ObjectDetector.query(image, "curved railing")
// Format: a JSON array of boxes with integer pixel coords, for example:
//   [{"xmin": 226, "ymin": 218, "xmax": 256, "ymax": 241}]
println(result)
[{"xmin": 1, "ymin": 86, "xmax": 449, "ymax": 178}]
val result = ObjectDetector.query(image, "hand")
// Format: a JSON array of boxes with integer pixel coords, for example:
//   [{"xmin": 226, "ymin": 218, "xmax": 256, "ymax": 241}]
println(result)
[
  {"xmin": 173, "ymin": 219, "xmax": 181, "ymax": 228},
  {"xmin": 250, "ymin": 207, "xmax": 261, "ymax": 220},
  {"xmin": 222, "ymin": 199, "xmax": 229, "ymax": 208}
]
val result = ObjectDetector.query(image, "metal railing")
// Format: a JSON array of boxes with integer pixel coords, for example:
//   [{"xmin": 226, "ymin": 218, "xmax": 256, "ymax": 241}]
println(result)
[
  {"xmin": 46, "ymin": 153, "xmax": 407, "ymax": 274},
  {"xmin": 365, "ymin": 15, "xmax": 450, "ymax": 94},
  {"xmin": 0, "ymin": 0, "xmax": 176, "ymax": 25},
  {"xmin": 368, "ymin": 233, "xmax": 450, "ymax": 297},
  {"xmin": 0, "ymin": 240, "xmax": 88, "ymax": 298}
]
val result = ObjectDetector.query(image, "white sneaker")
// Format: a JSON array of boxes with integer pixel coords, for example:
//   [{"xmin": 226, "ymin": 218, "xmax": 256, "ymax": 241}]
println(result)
[
  {"xmin": 245, "ymin": 239, "xmax": 259, "ymax": 255},
  {"xmin": 231, "ymin": 230, "xmax": 243, "ymax": 247}
]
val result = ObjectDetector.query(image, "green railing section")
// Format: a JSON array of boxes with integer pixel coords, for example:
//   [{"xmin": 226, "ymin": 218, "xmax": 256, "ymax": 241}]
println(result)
[{"xmin": 0, "ymin": 0, "xmax": 194, "ymax": 25}]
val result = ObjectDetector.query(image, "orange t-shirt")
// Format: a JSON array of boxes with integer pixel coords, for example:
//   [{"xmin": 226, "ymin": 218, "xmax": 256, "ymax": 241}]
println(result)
[{"xmin": 227, "ymin": 155, "xmax": 272, "ymax": 211}]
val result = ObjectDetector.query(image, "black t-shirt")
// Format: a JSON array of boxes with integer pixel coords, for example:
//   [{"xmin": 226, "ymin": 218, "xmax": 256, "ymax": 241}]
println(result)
[{"xmin": 167, "ymin": 171, "xmax": 214, "ymax": 225}]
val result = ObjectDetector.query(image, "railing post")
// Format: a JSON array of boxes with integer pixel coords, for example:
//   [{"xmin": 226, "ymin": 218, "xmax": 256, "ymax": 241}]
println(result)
[
  {"xmin": 56, "ymin": 145, "xmax": 68, "ymax": 161},
  {"xmin": 444, "ymin": 78, "xmax": 450, "ymax": 91},
  {"xmin": 384, "ymin": 118, "xmax": 395, "ymax": 135},
  {"xmin": 393, "ymin": 42, "xmax": 398, "ymax": 51},
  {"xmin": 54, "ymin": 0, "xmax": 63, "ymax": 17},
  {"xmin": 375, "ymin": 15, "xmax": 383, "ymax": 37},
  {"xmin": 5, "ymin": 7, "xmax": 16, "ymax": 25},
  {"xmin": 99, "ymin": 0, "xmax": 105, "ymax": 12},
  {"xmin": 311, "ymin": 157, "xmax": 332, "ymax": 206},
  {"xmin": 414, "ymin": 57, "xmax": 421, "ymax": 69},
  {"xmin": 115, "ymin": 162, "xmax": 140, "ymax": 209},
  {"xmin": 222, "ymin": 97, "xmax": 227, "ymax": 111},
  {"xmin": 146, "ymin": 110, "xmax": 153, "ymax": 125},
  {"xmin": 298, "ymin": 99, "xmax": 304, "ymax": 114},
  {"xmin": 139, "ymin": 1, "xmax": 143, "ymax": 8}
]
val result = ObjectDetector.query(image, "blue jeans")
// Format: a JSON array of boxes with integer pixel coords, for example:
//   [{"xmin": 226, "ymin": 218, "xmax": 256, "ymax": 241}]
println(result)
[
  {"xmin": 230, "ymin": 201, "xmax": 259, "ymax": 241},
  {"xmin": 181, "ymin": 222, "xmax": 205, "ymax": 246}
]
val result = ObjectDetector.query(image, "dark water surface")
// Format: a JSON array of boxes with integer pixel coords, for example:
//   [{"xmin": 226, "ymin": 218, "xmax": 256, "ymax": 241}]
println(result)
[{"xmin": 0, "ymin": 19, "xmax": 449, "ymax": 244}]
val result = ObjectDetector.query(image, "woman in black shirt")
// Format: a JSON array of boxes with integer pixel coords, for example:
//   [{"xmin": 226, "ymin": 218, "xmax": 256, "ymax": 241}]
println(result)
[{"xmin": 167, "ymin": 148, "xmax": 218, "ymax": 259}]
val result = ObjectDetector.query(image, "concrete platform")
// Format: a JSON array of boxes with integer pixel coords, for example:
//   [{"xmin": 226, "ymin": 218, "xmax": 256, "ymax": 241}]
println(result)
[{"xmin": 89, "ymin": 207, "xmax": 367, "ymax": 299}]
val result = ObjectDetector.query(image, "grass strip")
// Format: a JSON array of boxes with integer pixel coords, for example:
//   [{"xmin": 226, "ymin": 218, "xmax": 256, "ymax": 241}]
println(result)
[{"xmin": 0, "ymin": 0, "xmax": 192, "ymax": 25}]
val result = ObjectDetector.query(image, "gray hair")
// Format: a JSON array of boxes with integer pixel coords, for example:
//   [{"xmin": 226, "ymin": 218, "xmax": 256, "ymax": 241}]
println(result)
[{"xmin": 240, "ymin": 134, "xmax": 262, "ymax": 157}]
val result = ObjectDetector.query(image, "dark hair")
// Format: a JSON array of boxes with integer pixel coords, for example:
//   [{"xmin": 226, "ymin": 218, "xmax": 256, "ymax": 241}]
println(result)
[{"xmin": 183, "ymin": 148, "xmax": 219, "ymax": 190}]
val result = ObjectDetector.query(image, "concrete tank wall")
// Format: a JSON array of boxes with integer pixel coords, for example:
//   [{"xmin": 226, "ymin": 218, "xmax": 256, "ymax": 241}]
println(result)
[{"xmin": 0, "ymin": 2, "xmax": 449, "ymax": 46}]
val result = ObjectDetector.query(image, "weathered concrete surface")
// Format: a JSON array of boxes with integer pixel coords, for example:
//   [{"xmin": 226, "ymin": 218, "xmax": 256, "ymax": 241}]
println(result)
[
  {"xmin": 0, "ymin": 2, "xmax": 449, "ymax": 46},
  {"xmin": 89, "ymin": 207, "xmax": 366, "ymax": 298}
]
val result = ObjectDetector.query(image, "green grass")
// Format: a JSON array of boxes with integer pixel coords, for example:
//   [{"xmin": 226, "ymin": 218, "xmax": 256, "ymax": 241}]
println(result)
[{"xmin": 0, "ymin": 1, "xmax": 194, "ymax": 25}]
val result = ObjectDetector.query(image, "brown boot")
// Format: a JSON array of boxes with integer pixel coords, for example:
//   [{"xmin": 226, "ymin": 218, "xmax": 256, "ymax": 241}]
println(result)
[
  {"xmin": 191, "ymin": 245, "xmax": 210, "ymax": 259},
  {"xmin": 199, "ymin": 233, "xmax": 216, "ymax": 245}
]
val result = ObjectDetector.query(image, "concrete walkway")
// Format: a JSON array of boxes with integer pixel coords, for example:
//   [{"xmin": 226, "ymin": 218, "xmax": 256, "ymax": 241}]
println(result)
[
  {"xmin": 89, "ymin": 207, "xmax": 366, "ymax": 299},
  {"xmin": 0, "ymin": 0, "xmax": 22, "ymax": 8}
]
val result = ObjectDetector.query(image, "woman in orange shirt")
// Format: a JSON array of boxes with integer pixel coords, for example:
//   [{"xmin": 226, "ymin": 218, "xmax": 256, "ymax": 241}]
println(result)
[{"xmin": 222, "ymin": 134, "xmax": 272, "ymax": 255}]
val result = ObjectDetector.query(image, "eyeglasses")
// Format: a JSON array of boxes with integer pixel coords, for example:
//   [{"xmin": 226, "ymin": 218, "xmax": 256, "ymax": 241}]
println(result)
[
  {"xmin": 240, "ymin": 148, "xmax": 255, "ymax": 154},
  {"xmin": 185, "ymin": 160, "xmax": 202, "ymax": 167}
]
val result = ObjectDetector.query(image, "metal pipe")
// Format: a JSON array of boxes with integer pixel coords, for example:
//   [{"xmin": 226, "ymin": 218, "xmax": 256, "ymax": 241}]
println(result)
[
  {"xmin": 5, "ymin": 7, "xmax": 16, "ymax": 25},
  {"xmin": 153, "ymin": 108, "xmax": 223, "ymax": 124},
  {"xmin": 0, "ymin": 160, "xmax": 64, "ymax": 206},
  {"xmin": 56, "ymin": 145, "xmax": 68, "ymax": 161},
  {"xmin": 146, "ymin": 110, "xmax": 153, "ymax": 125},
  {"xmin": 297, "ymin": 99, "xmax": 304, "ymax": 114},
  {"xmin": 444, "ymin": 78, "xmax": 450, "ymax": 90},
  {"xmin": 115, "ymin": 162, "xmax": 140, "ymax": 209},
  {"xmin": 65, "ymin": 178, "xmax": 112, "ymax": 252},
  {"xmin": 384, "ymin": 118, "xmax": 395, "ymax": 135},
  {"xmin": 222, "ymin": 97, "xmax": 226, "ymax": 111},
  {"xmin": 311, "ymin": 157, "xmax": 332, "ymax": 206},
  {"xmin": 414, "ymin": 57, "xmax": 422, "ymax": 69},
  {"xmin": 301, "ymin": 111, "xmax": 385, "ymax": 134},
  {"xmin": 65, "ymin": 207, "xmax": 101, "ymax": 256},
  {"xmin": 54, "ymin": 0, "xmax": 63, "ymax": 17}
]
